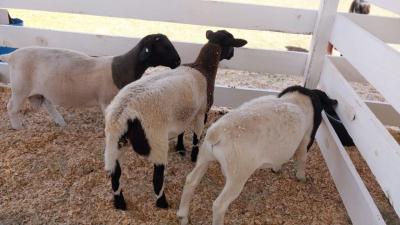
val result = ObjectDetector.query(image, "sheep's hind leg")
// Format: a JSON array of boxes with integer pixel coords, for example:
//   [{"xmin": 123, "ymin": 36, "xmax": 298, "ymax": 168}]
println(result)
[
  {"xmin": 43, "ymin": 99, "xmax": 66, "ymax": 127},
  {"xmin": 7, "ymin": 94, "xmax": 26, "ymax": 130},
  {"xmin": 111, "ymin": 160, "xmax": 126, "ymax": 210},
  {"xmin": 177, "ymin": 146, "xmax": 214, "ymax": 225},
  {"xmin": 191, "ymin": 113, "xmax": 206, "ymax": 162},
  {"xmin": 176, "ymin": 133, "xmax": 186, "ymax": 156},
  {"xmin": 153, "ymin": 164, "xmax": 168, "ymax": 208},
  {"xmin": 212, "ymin": 176, "xmax": 248, "ymax": 225}
]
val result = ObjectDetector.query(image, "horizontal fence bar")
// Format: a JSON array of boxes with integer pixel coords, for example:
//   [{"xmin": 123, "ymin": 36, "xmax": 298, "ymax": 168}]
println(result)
[
  {"xmin": 214, "ymin": 86, "xmax": 279, "ymax": 108},
  {"xmin": 331, "ymin": 15, "xmax": 400, "ymax": 114},
  {"xmin": 213, "ymin": 85, "xmax": 400, "ymax": 127},
  {"xmin": 320, "ymin": 58, "xmax": 400, "ymax": 217},
  {"xmin": 0, "ymin": 0, "xmax": 317, "ymax": 34},
  {"xmin": 368, "ymin": 0, "xmax": 400, "ymax": 15},
  {"xmin": 2, "ymin": 25, "xmax": 384, "ymax": 83},
  {"xmin": 0, "ymin": 25, "xmax": 308, "ymax": 75},
  {"xmin": 0, "ymin": 66, "xmax": 398, "ymax": 127},
  {"xmin": 342, "ymin": 13, "xmax": 400, "ymax": 44},
  {"xmin": 316, "ymin": 114, "xmax": 386, "ymax": 225}
]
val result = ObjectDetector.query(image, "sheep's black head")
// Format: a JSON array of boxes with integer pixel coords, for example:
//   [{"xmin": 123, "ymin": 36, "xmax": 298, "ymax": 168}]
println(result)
[
  {"xmin": 206, "ymin": 30, "xmax": 247, "ymax": 61},
  {"xmin": 138, "ymin": 34, "xmax": 181, "ymax": 69},
  {"xmin": 311, "ymin": 89, "xmax": 338, "ymax": 113}
]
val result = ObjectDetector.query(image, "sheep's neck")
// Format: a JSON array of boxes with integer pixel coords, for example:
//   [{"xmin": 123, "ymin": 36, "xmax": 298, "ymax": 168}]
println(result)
[
  {"xmin": 112, "ymin": 47, "xmax": 147, "ymax": 89},
  {"xmin": 186, "ymin": 43, "xmax": 221, "ymax": 110}
]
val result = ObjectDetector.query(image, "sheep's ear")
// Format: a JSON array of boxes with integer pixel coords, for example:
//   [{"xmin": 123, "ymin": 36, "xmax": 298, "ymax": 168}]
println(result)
[
  {"xmin": 138, "ymin": 47, "xmax": 151, "ymax": 62},
  {"xmin": 206, "ymin": 30, "xmax": 214, "ymax": 40},
  {"xmin": 227, "ymin": 38, "xmax": 247, "ymax": 47}
]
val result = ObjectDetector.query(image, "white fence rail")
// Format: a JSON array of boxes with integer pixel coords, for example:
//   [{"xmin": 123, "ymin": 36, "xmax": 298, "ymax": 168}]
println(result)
[
  {"xmin": 1, "ymin": 0, "xmax": 400, "ymax": 224},
  {"xmin": 320, "ymin": 58, "xmax": 400, "ymax": 217},
  {"xmin": 369, "ymin": 0, "xmax": 400, "ymax": 15},
  {"xmin": 331, "ymin": 14, "xmax": 400, "ymax": 113},
  {"xmin": 0, "ymin": 0, "xmax": 317, "ymax": 34}
]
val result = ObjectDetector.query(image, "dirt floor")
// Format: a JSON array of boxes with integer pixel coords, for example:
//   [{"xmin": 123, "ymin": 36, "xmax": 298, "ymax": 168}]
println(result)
[{"xmin": 0, "ymin": 84, "xmax": 398, "ymax": 225}]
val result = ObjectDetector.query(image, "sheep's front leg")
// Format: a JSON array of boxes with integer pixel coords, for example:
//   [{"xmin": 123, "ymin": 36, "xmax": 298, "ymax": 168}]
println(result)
[
  {"xmin": 111, "ymin": 160, "xmax": 127, "ymax": 210},
  {"xmin": 294, "ymin": 138, "xmax": 308, "ymax": 182},
  {"xmin": 43, "ymin": 99, "xmax": 66, "ymax": 127},
  {"xmin": 153, "ymin": 164, "xmax": 169, "ymax": 208},
  {"xmin": 191, "ymin": 113, "xmax": 206, "ymax": 162},
  {"xmin": 176, "ymin": 133, "xmax": 186, "ymax": 156},
  {"xmin": 7, "ymin": 94, "xmax": 25, "ymax": 130}
]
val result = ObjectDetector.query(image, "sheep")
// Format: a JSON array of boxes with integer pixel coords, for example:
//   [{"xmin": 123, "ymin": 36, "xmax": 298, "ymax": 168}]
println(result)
[
  {"xmin": 177, "ymin": 85, "xmax": 338, "ymax": 225},
  {"xmin": 349, "ymin": 0, "xmax": 370, "ymax": 14},
  {"xmin": 103, "ymin": 30, "xmax": 247, "ymax": 210},
  {"xmin": 0, "ymin": 33, "xmax": 180, "ymax": 130}
]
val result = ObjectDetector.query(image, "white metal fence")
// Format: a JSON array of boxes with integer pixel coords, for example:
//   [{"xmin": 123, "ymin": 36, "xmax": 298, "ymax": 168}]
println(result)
[{"xmin": 0, "ymin": 0, "xmax": 399, "ymax": 224}]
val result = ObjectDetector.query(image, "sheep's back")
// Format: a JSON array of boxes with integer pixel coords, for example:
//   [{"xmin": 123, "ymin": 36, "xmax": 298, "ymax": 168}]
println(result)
[
  {"xmin": 105, "ymin": 66, "xmax": 207, "ymax": 136},
  {"xmin": 206, "ymin": 96, "xmax": 308, "ymax": 163}
]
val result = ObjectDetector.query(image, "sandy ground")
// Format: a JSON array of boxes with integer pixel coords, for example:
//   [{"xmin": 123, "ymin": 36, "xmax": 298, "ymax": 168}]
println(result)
[{"xmin": 0, "ymin": 83, "xmax": 398, "ymax": 225}]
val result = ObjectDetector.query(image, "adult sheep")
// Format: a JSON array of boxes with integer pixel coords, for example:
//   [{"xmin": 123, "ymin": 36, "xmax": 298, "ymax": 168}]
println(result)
[
  {"xmin": 104, "ymin": 30, "xmax": 247, "ymax": 210},
  {"xmin": 0, "ymin": 34, "xmax": 180, "ymax": 129},
  {"xmin": 349, "ymin": 0, "xmax": 370, "ymax": 14},
  {"xmin": 177, "ymin": 85, "xmax": 338, "ymax": 225}
]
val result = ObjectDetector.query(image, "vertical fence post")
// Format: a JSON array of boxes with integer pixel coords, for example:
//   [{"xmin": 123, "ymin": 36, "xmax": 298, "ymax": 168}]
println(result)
[
  {"xmin": 304, "ymin": 0, "xmax": 339, "ymax": 89},
  {"xmin": 0, "ymin": 9, "xmax": 9, "ymax": 24}
]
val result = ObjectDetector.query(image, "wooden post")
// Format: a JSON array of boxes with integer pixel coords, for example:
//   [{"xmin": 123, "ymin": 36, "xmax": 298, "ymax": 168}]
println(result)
[{"xmin": 303, "ymin": 0, "xmax": 339, "ymax": 88}]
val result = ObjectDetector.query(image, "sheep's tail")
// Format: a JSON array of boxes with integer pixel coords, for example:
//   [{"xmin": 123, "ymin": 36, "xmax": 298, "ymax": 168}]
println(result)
[
  {"xmin": 0, "ymin": 53, "xmax": 11, "ymax": 63},
  {"xmin": 104, "ymin": 111, "xmax": 132, "ymax": 174},
  {"xmin": 205, "ymin": 125, "xmax": 223, "ymax": 147},
  {"xmin": 104, "ymin": 130, "xmax": 123, "ymax": 174},
  {"xmin": 104, "ymin": 105, "xmax": 141, "ymax": 173}
]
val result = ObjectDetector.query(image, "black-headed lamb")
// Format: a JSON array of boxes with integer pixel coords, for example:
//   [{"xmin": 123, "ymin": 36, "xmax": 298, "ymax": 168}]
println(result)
[
  {"xmin": 104, "ymin": 30, "xmax": 247, "ymax": 210},
  {"xmin": 177, "ymin": 85, "xmax": 338, "ymax": 225},
  {"xmin": 0, "ymin": 34, "xmax": 180, "ymax": 130}
]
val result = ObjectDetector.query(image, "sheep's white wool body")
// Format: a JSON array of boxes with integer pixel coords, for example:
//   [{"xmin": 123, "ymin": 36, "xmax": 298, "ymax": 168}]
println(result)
[
  {"xmin": 178, "ymin": 92, "xmax": 315, "ymax": 225},
  {"xmin": 105, "ymin": 66, "xmax": 207, "ymax": 167},
  {"xmin": 4, "ymin": 47, "xmax": 117, "ymax": 108},
  {"xmin": 206, "ymin": 93, "xmax": 313, "ymax": 171}
]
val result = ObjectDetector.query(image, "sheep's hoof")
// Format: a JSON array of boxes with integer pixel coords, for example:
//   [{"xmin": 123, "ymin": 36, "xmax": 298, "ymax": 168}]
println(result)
[
  {"xmin": 191, "ymin": 147, "xmax": 199, "ymax": 162},
  {"xmin": 113, "ymin": 193, "xmax": 127, "ymax": 210},
  {"xmin": 271, "ymin": 165, "xmax": 282, "ymax": 174},
  {"xmin": 156, "ymin": 194, "xmax": 169, "ymax": 209},
  {"xmin": 55, "ymin": 119, "xmax": 67, "ymax": 127},
  {"xmin": 178, "ymin": 216, "xmax": 190, "ymax": 225},
  {"xmin": 10, "ymin": 121, "xmax": 24, "ymax": 130},
  {"xmin": 296, "ymin": 173, "xmax": 306, "ymax": 183},
  {"xmin": 177, "ymin": 149, "xmax": 186, "ymax": 156}
]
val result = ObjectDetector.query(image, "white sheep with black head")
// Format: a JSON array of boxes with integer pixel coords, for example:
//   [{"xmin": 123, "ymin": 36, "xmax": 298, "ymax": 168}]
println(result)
[
  {"xmin": 0, "ymin": 34, "xmax": 180, "ymax": 129},
  {"xmin": 104, "ymin": 30, "xmax": 247, "ymax": 210},
  {"xmin": 177, "ymin": 85, "xmax": 338, "ymax": 225}
]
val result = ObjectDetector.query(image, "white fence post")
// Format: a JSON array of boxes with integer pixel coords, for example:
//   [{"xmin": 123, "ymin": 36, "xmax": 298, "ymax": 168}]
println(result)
[
  {"xmin": 304, "ymin": 0, "xmax": 339, "ymax": 89},
  {"xmin": 0, "ymin": 9, "xmax": 9, "ymax": 24}
]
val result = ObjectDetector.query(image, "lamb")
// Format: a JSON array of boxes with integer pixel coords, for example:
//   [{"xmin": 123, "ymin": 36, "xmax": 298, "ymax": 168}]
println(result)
[
  {"xmin": 104, "ymin": 30, "xmax": 247, "ymax": 210},
  {"xmin": 177, "ymin": 85, "xmax": 338, "ymax": 225},
  {"xmin": 0, "ymin": 34, "xmax": 180, "ymax": 130}
]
